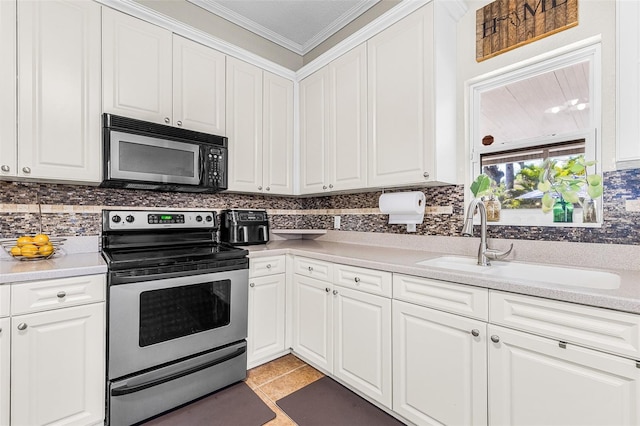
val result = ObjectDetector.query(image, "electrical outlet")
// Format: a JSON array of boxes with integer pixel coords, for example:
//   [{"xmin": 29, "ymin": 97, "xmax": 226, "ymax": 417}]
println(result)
[{"xmin": 334, "ymin": 215, "xmax": 341, "ymax": 229}]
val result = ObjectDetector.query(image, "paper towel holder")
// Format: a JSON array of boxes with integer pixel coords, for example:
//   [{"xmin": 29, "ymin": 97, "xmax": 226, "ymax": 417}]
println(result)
[{"xmin": 378, "ymin": 191, "xmax": 426, "ymax": 233}]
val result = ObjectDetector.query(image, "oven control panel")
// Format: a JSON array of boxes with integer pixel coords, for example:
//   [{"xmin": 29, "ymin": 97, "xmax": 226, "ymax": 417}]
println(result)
[{"xmin": 103, "ymin": 210, "xmax": 216, "ymax": 230}]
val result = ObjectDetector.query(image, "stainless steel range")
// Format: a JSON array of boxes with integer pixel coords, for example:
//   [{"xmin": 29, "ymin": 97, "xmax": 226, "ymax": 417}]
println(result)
[{"xmin": 101, "ymin": 210, "xmax": 249, "ymax": 426}]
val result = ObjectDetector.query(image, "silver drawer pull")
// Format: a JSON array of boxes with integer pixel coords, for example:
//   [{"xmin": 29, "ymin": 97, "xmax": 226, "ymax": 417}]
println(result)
[
  {"xmin": 490, "ymin": 335, "xmax": 500, "ymax": 343},
  {"xmin": 354, "ymin": 277, "xmax": 360, "ymax": 283},
  {"xmin": 0, "ymin": 327, "xmax": 2, "ymax": 333},
  {"xmin": 325, "ymin": 288, "xmax": 330, "ymax": 293},
  {"xmin": 471, "ymin": 329, "xmax": 480, "ymax": 337},
  {"xmin": 266, "ymin": 264, "xmax": 272, "ymax": 269},
  {"xmin": 249, "ymin": 283, "xmax": 255, "ymax": 288},
  {"xmin": 332, "ymin": 290, "xmax": 338, "ymax": 295},
  {"xmin": 57, "ymin": 291, "xmax": 66, "ymax": 299},
  {"xmin": 17, "ymin": 323, "xmax": 28, "ymax": 331},
  {"xmin": 308, "ymin": 266, "xmax": 313, "ymax": 272}
]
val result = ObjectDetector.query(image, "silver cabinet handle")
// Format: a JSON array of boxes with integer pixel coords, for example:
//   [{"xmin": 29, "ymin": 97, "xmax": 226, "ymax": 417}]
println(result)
[
  {"xmin": 57, "ymin": 291, "xmax": 66, "ymax": 298},
  {"xmin": 325, "ymin": 288, "xmax": 330, "ymax": 293},
  {"xmin": 471, "ymin": 329, "xmax": 480, "ymax": 337},
  {"xmin": 0, "ymin": 327, "xmax": 2, "ymax": 333},
  {"xmin": 333, "ymin": 290, "xmax": 338, "ymax": 295},
  {"xmin": 423, "ymin": 172, "xmax": 430, "ymax": 178},
  {"xmin": 329, "ymin": 184, "xmax": 334, "ymax": 189},
  {"xmin": 322, "ymin": 185, "xmax": 327, "ymax": 190},
  {"xmin": 308, "ymin": 266, "xmax": 313, "ymax": 272},
  {"xmin": 164, "ymin": 117, "xmax": 170, "ymax": 124},
  {"xmin": 354, "ymin": 277, "xmax": 360, "ymax": 283},
  {"xmin": 176, "ymin": 120, "xmax": 182, "ymax": 126},
  {"xmin": 266, "ymin": 264, "xmax": 272, "ymax": 269},
  {"xmin": 491, "ymin": 335, "xmax": 500, "ymax": 343},
  {"xmin": 266, "ymin": 187, "xmax": 270, "ymax": 191},
  {"xmin": 17, "ymin": 323, "xmax": 28, "ymax": 331},
  {"xmin": 258, "ymin": 186, "xmax": 263, "ymax": 191},
  {"xmin": 1, "ymin": 165, "xmax": 9, "ymax": 172},
  {"xmin": 22, "ymin": 166, "xmax": 31, "ymax": 174},
  {"xmin": 249, "ymin": 283, "xmax": 255, "ymax": 288}
]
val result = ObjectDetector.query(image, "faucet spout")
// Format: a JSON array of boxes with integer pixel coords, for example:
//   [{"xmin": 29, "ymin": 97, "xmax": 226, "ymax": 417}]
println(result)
[{"xmin": 461, "ymin": 198, "xmax": 512, "ymax": 266}]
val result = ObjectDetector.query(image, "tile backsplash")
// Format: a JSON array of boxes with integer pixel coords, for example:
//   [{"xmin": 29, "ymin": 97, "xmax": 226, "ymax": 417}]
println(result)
[{"xmin": 1, "ymin": 168, "xmax": 639, "ymax": 245}]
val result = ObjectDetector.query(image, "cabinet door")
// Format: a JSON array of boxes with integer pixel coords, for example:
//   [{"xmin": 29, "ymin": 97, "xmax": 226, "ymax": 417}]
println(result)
[
  {"xmin": 103, "ymin": 7, "xmax": 172, "ymax": 125},
  {"xmin": 393, "ymin": 300, "xmax": 488, "ymax": 426},
  {"xmin": 226, "ymin": 57, "xmax": 264, "ymax": 192},
  {"xmin": 0, "ymin": 0, "xmax": 16, "ymax": 178},
  {"xmin": 11, "ymin": 303, "xmax": 105, "ymax": 426},
  {"xmin": 329, "ymin": 43, "xmax": 368, "ymax": 191},
  {"xmin": 0, "ymin": 318, "xmax": 9, "ymax": 426},
  {"xmin": 292, "ymin": 274, "xmax": 332, "ymax": 371},
  {"xmin": 18, "ymin": 0, "xmax": 101, "ymax": 182},
  {"xmin": 333, "ymin": 286, "xmax": 391, "ymax": 408},
  {"xmin": 247, "ymin": 274, "xmax": 286, "ymax": 367},
  {"xmin": 488, "ymin": 324, "xmax": 640, "ymax": 426},
  {"xmin": 263, "ymin": 71, "xmax": 294, "ymax": 195},
  {"xmin": 299, "ymin": 67, "xmax": 330, "ymax": 194},
  {"xmin": 367, "ymin": 4, "xmax": 433, "ymax": 187},
  {"xmin": 173, "ymin": 35, "xmax": 226, "ymax": 135}
]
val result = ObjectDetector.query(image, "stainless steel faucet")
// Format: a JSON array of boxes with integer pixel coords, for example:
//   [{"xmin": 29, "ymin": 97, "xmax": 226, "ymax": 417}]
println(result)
[{"xmin": 462, "ymin": 198, "xmax": 513, "ymax": 266}]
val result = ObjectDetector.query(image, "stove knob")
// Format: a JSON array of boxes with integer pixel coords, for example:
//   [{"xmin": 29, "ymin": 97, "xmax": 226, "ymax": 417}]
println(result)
[
  {"xmin": 196, "ymin": 215, "xmax": 203, "ymax": 222},
  {"xmin": 126, "ymin": 215, "xmax": 135, "ymax": 223},
  {"xmin": 205, "ymin": 215, "xmax": 213, "ymax": 222},
  {"xmin": 112, "ymin": 215, "xmax": 121, "ymax": 223}
]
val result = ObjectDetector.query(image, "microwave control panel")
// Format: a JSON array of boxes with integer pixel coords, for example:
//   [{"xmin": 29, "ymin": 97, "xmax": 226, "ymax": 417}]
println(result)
[{"xmin": 204, "ymin": 146, "xmax": 227, "ymax": 189}]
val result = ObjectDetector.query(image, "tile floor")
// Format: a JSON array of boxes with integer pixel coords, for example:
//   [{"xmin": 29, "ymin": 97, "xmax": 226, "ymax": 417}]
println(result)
[{"xmin": 245, "ymin": 354, "xmax": 325, "ymax": 425}]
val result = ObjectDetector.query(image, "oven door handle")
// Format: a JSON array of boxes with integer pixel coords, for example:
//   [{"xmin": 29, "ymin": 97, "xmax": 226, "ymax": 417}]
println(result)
[{"xmin": 110, "ymin": 346, "xmax": 246, "ymax": 397}]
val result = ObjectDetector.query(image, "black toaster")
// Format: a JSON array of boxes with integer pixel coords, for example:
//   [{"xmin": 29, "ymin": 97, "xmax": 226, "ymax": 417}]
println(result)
[{"xmin": 220, "ymin": 209, "xmax": 269, "ymax": 245}]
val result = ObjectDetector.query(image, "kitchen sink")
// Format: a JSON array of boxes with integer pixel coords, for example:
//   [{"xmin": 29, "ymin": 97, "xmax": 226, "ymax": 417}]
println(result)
[{"xmin": 416, "ymin": 256, "xmax": 621, "ymax": 290}]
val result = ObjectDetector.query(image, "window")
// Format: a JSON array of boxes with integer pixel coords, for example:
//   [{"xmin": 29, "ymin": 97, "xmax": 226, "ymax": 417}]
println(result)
[{"xmin": 467, "ymin": 41, "xmax": 602, "ymax": 227}]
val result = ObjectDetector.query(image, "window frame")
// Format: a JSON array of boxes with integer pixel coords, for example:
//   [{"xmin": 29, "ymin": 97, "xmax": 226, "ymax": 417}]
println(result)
[{"xmin": 466, "ymin": 40, "xmax": 602, "ymax": 228}]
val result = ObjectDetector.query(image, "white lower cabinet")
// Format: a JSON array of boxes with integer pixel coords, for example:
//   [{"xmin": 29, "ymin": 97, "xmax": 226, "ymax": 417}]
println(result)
[
  {"xmin": 488, "ymin": 324, "xmax": 640, "ymax": 426},
  {"xmin": 392, "ymin": 299, "xmax": 488, "ymax": 426},
  {"xmin": 247, "ymin": 272, "xmax": 286, "ymax": 368},
  {"xmin": 292, "ymin": 258, "xmax": 392, "ymax": 408},
  {"xmin": 11, "ymin": 302, "xmax": 105, "ymax": 426},
  {"xmin": 0, "ymin": 317, "xmax": 9, "ymax": 426}
]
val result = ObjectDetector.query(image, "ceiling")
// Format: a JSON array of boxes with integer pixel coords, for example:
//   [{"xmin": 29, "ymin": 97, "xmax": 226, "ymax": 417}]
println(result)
[{"xmin": 187, "ymin": 0, "xmax": 381, "ymax": 55}]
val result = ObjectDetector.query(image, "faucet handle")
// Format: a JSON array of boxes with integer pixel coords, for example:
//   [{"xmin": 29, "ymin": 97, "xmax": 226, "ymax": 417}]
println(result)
[{"xmin": 484, "ymin": 243, "xmax": 514, "ymax": 261}]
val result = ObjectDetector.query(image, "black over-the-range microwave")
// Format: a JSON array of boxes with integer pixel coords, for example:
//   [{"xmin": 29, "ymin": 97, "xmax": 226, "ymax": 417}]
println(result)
[{"xmin": 101, "ymin": 113, "xmax": 228, "ymax": 193}]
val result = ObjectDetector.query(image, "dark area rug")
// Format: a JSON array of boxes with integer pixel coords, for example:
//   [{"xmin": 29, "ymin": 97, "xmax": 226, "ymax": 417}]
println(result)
[
  {"xmin": 143, "ymin": 382, "xmax": 275, "ymax": 426},
  {"xmin": 276, "ymin": 377, "xmax": 405, "ymax": 426}
]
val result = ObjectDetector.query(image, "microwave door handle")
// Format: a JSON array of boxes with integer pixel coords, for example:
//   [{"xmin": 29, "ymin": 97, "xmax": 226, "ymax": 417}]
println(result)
[{"xmin": 198, "ymin": 150, "xmax": 206, "ymax": 184}]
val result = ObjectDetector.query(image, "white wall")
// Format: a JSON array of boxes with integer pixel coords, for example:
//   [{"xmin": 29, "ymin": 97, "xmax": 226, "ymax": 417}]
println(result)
[{"xmin": 456, "ymin": 0, "xmax": 617, "ymax": 183}]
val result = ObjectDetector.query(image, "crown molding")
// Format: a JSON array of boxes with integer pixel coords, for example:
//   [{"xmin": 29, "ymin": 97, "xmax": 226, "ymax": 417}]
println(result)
[{"xmin": 96, "ymin": 0, "xmax": 297, "ymax": 79}]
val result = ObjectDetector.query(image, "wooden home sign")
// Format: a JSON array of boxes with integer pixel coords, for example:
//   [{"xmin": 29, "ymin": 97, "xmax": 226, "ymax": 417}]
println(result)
[{"xmin": 476, "ymin": 0, "xmax": 578, "ymax": 62}]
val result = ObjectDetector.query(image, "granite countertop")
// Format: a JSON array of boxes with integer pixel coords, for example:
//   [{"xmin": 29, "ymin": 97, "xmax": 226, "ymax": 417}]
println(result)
[
  {"xmin": 0, "ymin": 252, "xmax": 107, "ymax": 284},
  {"xmin": 248, "ymin": 240, "xmax": 640, "ymax": 315}
]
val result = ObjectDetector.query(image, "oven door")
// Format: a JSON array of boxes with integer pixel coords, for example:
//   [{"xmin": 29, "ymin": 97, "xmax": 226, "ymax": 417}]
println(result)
[
  {"xmin": 107, "ymin": 130, "xmax": 201, "ymax": 185},
  {"xmin": 108, "ymin": 269, "xmax": 248, "ymax": 380}
]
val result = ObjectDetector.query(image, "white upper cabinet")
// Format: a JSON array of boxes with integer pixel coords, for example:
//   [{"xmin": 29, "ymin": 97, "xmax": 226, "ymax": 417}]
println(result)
[
  {"xmin": 227, "ymin": 58, "xmax": 294, "ymax": 195},
  {"xmin": 103, "ymin": 8, "xmax": 226, "ymax": 134},
  {"xmin": 0, "ymin": 0, "xmax": 16, "ymax": 179},
  {"xmin": 173, "ymin": 35, "xmax": 226, "ymax": 135},
  {"xmin": 103, "ymin": 7, "xmax": 173, "ymax": 125},
  {"xmin": 617, "ymin": 0, "xmax": 640, "ymax": 168},
  {"xmin": 367, "ymin": 2, "xmax": 456, "ymax": 187},
  {"xmin": 13, "ymin": 0, "xmax": 102, "ymax": 183},
  {"xmin": 263, "ymin": 71, "xmax": 294, "ymax": 195},
  {"xmin": 299, "ymin": 44, "xmax": 367, "ymax": 195}
]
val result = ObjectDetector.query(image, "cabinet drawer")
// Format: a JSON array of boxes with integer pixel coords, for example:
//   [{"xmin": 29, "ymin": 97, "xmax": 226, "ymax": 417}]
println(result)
[
  {"xmin": 490, "ymin": 291, "xmax": 640, "ymax": 359},
  {"xmin": 334, "ymin": 264, "xmax": 392, "ymax": 298},
  {"xmin": 0, "ymin": 285, "xmax": 8, "ymax": 318},
  {"xmin": 293, "ymin": 257, "xmax": 333, "ymax": 282},
  {"xmin": 250, "ymin": 255, "xmax": 286, "ymax": 277},
  {"xmin": 393, "ymin": 274, "xmax": 489, "ymax": 321},
  {"xmin": 12, "ymin": 274, "xmax": 105, "ymax": 315}
]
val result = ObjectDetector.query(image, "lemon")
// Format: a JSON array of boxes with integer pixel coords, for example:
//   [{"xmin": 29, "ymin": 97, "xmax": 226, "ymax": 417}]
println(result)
[
  {"xmin": 32, "ymin": 234, "xmax": 50, "ymax": 246},
  {"xmin": 16, "ymin": 236, "xmax": 33, "ymax": 247},
  {"xmin": 38, "ymin": 244, "xmax": 54, "ymax": 257},
  {"xmin": 10, "ymin": 246, "xmax": 21, "ymax": 256},
  {"xmin": 20, "ymin": 244, "xmax": 39, "ymax": 258}
]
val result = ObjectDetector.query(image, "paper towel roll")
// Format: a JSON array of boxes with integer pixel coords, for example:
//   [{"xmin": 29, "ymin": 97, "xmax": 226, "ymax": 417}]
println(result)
[{"xmin": 379, "ymin": 191, "xmax": 426, "ymax": 225}]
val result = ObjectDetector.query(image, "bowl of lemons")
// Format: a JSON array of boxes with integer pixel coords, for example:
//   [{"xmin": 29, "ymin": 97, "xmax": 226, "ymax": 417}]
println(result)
[{"xmin": 1, "ymin": 234, "xmax": 65, "ymax": 261}]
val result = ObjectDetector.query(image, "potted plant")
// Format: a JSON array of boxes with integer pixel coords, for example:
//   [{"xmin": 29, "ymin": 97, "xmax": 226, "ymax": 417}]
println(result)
[
  {"xmin": 470, "ymin": 174, "xmax": 501, "ymax": 222},
  {"xmin": 537, "ymin": 156, "xmax": 603, "ymax": 223}
]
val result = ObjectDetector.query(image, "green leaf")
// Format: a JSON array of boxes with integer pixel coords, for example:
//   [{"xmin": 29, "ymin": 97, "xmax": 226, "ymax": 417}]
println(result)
[
  {"xmin": 541, "ymin": 193, "xmax": 555, "ymax": 209},
  {"xmin": 470, "ymin": 174, "xmax": 491, "ymax": 197},
  {"xmin": 587, "ymin": 174, "xmax": 602, "ymax": 186},
  {"xmin": 569, "ymin": 163, "xmax": 585, "ymax": 174},
  {"xmin": 588, "ymin": 184, "xmax": 603, "ymax": 199},
  {"xmin": 562, "ymin": 190, "xmax": 580, "ymax": 204},
  {"xmin": 537, "ymin": 180, "xmax": 551, "ymax": 192}
]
